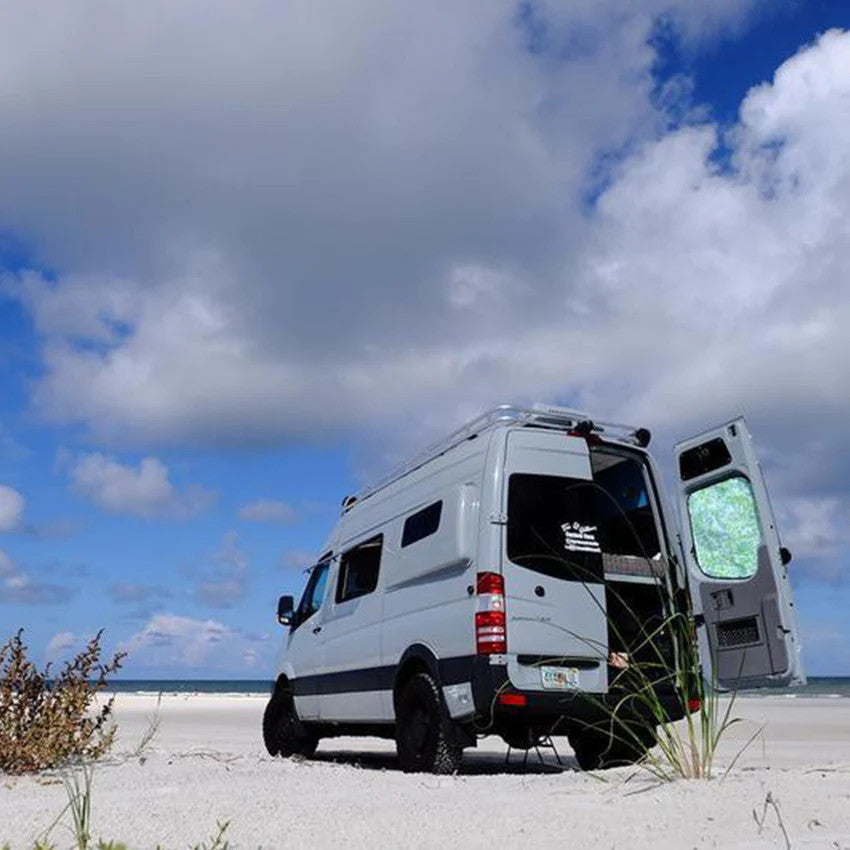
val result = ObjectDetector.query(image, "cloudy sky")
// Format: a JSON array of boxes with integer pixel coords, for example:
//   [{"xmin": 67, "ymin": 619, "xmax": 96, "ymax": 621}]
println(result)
[{"xmin": 1, "ymin": 0, "xmax": 849, "ymax": 678}]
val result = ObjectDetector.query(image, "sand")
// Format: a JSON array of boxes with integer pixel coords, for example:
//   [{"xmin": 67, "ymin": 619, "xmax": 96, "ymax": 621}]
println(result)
[{"xmin": 2, "ymin": 694, "xmax": 849, "ymax": 849}]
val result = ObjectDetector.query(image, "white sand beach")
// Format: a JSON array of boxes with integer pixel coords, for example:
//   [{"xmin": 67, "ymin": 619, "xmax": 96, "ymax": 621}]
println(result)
[{"xmin": 2, "ymin": 694, "xmax": 850, "ymax": 849}]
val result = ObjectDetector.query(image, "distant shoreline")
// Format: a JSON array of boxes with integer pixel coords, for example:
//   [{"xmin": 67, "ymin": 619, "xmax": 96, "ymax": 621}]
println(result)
[{"xmin": 100, "ymin": 676, "xmax": 850, "ymax": 698}]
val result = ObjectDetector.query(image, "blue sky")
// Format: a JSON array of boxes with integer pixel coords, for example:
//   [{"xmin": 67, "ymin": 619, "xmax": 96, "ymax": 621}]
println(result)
[{"xmin": 1, "ymin": 0, "xmax": 849, "ymax": 678}]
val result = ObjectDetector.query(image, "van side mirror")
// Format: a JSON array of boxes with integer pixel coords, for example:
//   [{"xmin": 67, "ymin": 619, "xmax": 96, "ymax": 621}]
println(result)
[
  {"xmin": 277, "ymin": 595, "xmax": 295, "ymax": 626},
  {"xmin": 780, "ymin": 547, "xmax": 792, "ymax": 567}
]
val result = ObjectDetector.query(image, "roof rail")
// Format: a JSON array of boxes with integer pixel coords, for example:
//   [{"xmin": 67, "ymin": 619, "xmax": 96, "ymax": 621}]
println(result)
[{"xmin": 344, "ymin": 403, "xmax": 645, "ymax": 511}]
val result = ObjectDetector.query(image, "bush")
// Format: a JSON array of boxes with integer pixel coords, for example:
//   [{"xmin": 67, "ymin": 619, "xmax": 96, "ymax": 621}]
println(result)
[{"xmin": 0, "ymin": 630, "xmax": 126, "ymax": 774}]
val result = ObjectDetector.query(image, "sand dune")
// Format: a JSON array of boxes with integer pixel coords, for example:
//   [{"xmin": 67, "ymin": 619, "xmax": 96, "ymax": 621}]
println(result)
[{"xmin": 2, "ymin": 694, "xmax": 849, "ymax": 848}]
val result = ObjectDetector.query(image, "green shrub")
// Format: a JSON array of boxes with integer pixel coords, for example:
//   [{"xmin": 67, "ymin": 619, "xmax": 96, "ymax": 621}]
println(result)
[{"xmin": 0, "ymin": 630, "xmax": 125, "ymax": 774}]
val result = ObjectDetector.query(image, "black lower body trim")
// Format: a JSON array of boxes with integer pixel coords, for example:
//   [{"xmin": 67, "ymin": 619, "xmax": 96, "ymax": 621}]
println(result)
[{"xmin": 291, "ymin": 655, "xmax": 477, "ymax": 697}]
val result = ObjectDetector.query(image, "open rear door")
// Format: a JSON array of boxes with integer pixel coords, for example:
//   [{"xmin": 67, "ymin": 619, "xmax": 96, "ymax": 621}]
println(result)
[{"xmin": 675, "ymin": 418, "xmax": 805, "ymax": 689}]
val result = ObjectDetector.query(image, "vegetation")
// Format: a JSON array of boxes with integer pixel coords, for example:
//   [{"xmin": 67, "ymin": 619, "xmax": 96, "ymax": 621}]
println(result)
[
  {"xmin": 588, "ymin": 603, "xmax": 754, "ymax": 781},
  {"xmin": 0, "ymin": 630, "xmax": 125, "ymax": 775}
]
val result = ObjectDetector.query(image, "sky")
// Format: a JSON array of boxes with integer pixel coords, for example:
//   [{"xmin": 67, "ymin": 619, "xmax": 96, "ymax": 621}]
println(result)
[{"xmin": 1, "ymin": 0, "xmax": 849, "ymax": 679}]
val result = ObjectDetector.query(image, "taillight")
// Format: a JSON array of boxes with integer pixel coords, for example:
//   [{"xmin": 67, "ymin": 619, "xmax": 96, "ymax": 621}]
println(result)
[
  {"xmin": 476, "ymin": 571, "xmax": 506, "ymax": 655},
  {"xmin": 497, "ymin": 692, "xmax": 526, "ymax": 707}
]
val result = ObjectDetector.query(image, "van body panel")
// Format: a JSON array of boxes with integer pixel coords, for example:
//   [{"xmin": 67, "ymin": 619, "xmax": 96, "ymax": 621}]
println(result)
[
  {"xmin": 371, "ymin": 435, "xmax": 488, "ymax": 719},
  {"xmin": 674, "ymin": 417, "xmax": 806, "ymax": 689},
  {"xmin": 284, "ymin": 620, "xmax": 324, "ymax": 720},
  {"xmin": 319, "ymin": 590, "xmax": 385, "ymax": 721},
  {"xmin": 501, "ymin": 429, "xmax": 609, "ymax": 691}
]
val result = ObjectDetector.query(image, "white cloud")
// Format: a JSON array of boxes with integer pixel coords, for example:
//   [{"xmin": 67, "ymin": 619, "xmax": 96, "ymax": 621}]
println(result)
[
  {"xmin": 45, "ymin": 631, "xmax": 78, "ymax": 660},
  {"xmin": 194, "ymin": 531, "xmax": 250, "ymax": 609},
  {"xmin": 0, "ymin": 0, "xmax": 760, "ymax": 449},
  {"xmin": 123, "ymin": 613, "xmax": 269, "ymax": 671},
  {"xmin": 107, "ymin": 582, "xmax": 171, "ymax": 604},
  {"xmin": 238, "ymin": 500, "xmax": 297, "ymax": 524},
  {"xmin": 0, "ymin": 485, "xmax": 24, "ymax": 532},
  {"xmin": 279, "ymin": 550, "xmax": 316, "ymax": 572},
  {"xmin": 0, "ymin": 548, "xmax": 73, "ymax": 605},
  {"xmin": 1, "ymin": 5, "xmax": 848, "ymax": 583},
  {"xmin": 67, "ymin": 452, "xmax": 215, "ymax": 519}
]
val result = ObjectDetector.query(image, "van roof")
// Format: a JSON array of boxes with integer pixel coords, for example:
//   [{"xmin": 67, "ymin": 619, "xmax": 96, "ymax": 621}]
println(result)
[{"xmin": 343, "ymin": 404, "xmax": 648, "ymax": 512}]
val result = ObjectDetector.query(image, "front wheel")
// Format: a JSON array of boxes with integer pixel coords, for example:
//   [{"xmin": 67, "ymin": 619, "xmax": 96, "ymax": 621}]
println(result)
[
  {"xmin": 263, "ymin": 682, "xmax": 319, "ymax": 758},
  {"xmin": 395, "ymin": 672, "xmax": 463, "ymax": 774}
]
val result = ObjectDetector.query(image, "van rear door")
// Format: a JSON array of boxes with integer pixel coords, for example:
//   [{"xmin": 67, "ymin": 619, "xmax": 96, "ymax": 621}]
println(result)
[
  {"xmin": 501, "ymin": 429, "xmax": 608, "ymax": 693},
  {"xmin": 675, "ymin": 418, "xmax": 805, "ymax": 689}
]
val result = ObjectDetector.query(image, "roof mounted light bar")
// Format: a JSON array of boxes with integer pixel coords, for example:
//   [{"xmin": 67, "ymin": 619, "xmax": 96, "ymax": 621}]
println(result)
[{"xmin": 343, "ymin": 403, "xmax": 650, "ymax": 511}]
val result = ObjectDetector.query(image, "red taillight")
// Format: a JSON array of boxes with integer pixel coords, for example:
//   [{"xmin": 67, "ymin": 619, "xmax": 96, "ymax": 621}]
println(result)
[
  {"xmin": 497, "ymin": 692, "xmax": 527, "ymax": 707},
  {"xmin": 476, "ymin": 572, "xmax": 504, "ymax": 595},
  {"xmin": 476, "ymin": 571, "xmax": 506, "ymax": 655},
  {"xmin": 687, "ymin": 697, "xmax": 701, "ymax": 714}
]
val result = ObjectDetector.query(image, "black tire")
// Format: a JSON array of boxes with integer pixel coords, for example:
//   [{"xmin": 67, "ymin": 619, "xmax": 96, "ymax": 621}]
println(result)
[
  {"xmin": 569, "ymin": 722, "xmax": 656, "ymax": 771},
  {"xmin": 263, "ymin": 682, "xmax": 319, "ymax": 758},
  {"xmin": 395, "ymin": 672, "xmax": 463, "ymax": 774}
]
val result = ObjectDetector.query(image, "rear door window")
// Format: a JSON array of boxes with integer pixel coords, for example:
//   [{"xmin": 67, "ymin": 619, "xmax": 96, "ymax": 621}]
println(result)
[
  {"xmin": 688, "ymin": 476, "xmax": 761, "ymax": 579},
  {"xmin": 507, "ymin": 454, "xmax": 662, "ymax": 583},
  {"xmin": 507, "ymin": 474, "xmax": 604, "ymax": 582}
]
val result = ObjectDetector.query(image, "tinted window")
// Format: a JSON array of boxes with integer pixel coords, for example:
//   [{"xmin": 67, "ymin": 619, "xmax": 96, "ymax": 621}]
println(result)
[
  {"xmin": 507, "ymin": 474, "xmax": 604, "ymax": 583},
  {"xmin": 337, "ymin": 535, "xmax": 383, "ymax": 603},
  {"xmin": 679, "ymin": 438, "xmax": 732, "ymax": 481},
  {"xmin": 401, "ymin": 501, "xmax": 442, "ymax": 547},
  {"xmin": 688, "ymin": 476, "xmax": 761, "ymax": 579},
  {"xmin": 292, "ymin": 562, "xmax": 330, "ymax": 630},
  {"xmin": 508, "ymin": 458, "xmax": 662, "ymax": 583},
  {"xmin": 591, "ymin": 451, "xmax": 661, "ymax": 575}
]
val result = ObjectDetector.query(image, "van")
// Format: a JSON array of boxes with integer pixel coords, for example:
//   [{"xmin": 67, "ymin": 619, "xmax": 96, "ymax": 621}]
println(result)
[{"xmin": 263, "ymin": 404, "xmax": 805, "ymax": 773}]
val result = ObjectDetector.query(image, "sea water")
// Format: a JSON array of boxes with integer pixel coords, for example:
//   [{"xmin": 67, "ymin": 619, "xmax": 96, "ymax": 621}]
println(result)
[{"xmin": 103, "ymin": 677, "xmax": 850, "ymax": 697}]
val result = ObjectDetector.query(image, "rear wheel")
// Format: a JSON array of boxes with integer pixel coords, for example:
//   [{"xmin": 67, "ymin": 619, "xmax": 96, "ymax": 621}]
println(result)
[
  {"xmin": 263, "ymin": 682, "xmax": 319, "ymax": 758},
  {"xmin": 395, "ymin": 672, "xmax": 463, "ymax": 774},
  {"xmin": 569, "ymin": 721, "xmax": 656, "ymax": 770}
]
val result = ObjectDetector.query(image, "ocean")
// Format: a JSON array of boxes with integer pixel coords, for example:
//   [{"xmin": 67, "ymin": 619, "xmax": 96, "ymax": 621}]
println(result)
[{"xmin": 103, "ymin": 677, "xmax": 850, "ymax": 697}]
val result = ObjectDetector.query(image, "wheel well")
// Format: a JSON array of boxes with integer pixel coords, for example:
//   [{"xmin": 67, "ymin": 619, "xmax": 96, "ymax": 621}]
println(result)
[
  {"xmin": 393, "ymin": 656, "xmax": 435, "ymax": 712},
  {"xmin": 274, "ymin": 674, "xmax": 292, "ymax": 695}
]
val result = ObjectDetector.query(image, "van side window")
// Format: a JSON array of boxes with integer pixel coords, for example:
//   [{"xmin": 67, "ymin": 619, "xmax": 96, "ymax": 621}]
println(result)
[
  {"xmin": 336, "ymin": 535, "xmax": 383, "ymax": 603},
  {"xmin": 292, "ymin": 562, "xmax": 330, "ymax": 630},
  {"xmin": 401, "ymin": 501, "xmax": 442, "ymax": 548}
]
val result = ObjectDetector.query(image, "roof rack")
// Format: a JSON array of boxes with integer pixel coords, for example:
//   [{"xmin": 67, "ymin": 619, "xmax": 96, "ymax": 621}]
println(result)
[{"xmin": 344, "ymin": 403, "xmax": 645, "ymax": 511}]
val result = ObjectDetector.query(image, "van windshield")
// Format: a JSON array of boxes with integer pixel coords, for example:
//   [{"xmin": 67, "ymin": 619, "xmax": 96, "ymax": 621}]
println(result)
[{"xmin": 506, "ymin": 452, "xmax": 662, "ymax": 582}]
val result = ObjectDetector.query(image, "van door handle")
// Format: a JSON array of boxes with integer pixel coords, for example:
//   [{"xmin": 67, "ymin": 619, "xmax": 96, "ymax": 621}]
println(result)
[{"xmin": 312, "ymin": 625, "xmax": 322, "ymax": 634}]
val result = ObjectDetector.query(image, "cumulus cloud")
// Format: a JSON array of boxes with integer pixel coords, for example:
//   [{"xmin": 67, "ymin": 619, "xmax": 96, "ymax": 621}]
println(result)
[
  {"xmin": 0, "ymin": 485, "xmax": 24, "ymax": 532},
  {"xmin": 238, "ymin": 500, "xmax": 297, "ymax": 524},
  {"xmin": 107, "ymin": 582, "xmax": 171, "ymax": 604},
  {"xmin": 66, "ymin": 452, "xmax": 215, "ymax": 519},
  {"xmin": 279, "ymin": 550, "xmax": 316, "ymax": 572},
  {"xmin": 0, "ymin": 0, "xmax": 760, "ymax": 448},
  {"xmin": 45, "ymin": 631, "xmax": 79, "ymax": 660},
  {"xmin": 0, "ymin": 548, "xmax": 74, "ymax": 605},
  {"xmin": 123, "ymin": 613, "xmax": 270, "ymax": 671},
  {"xmin": 1, "ymin": 4, "xmax": 848, "ymax": 583},
  {"xmin": 194, "ymin": 531, "xmax": 250, "ymax": 609}
]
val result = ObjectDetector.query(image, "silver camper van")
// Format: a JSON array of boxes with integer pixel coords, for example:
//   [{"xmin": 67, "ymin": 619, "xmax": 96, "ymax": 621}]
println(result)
[{"xmin": 263, "ymin": 404, "xmax": 804, "ymax": 773}]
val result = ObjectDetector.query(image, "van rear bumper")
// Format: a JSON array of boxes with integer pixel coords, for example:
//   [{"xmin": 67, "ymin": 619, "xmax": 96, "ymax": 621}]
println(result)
[{"xmin": 469, "ymin": 656, "xmax": 687, "ymax": 727}]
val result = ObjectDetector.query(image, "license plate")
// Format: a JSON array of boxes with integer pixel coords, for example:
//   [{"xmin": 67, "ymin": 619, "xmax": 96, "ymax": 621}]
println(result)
[{"xmin": 540, "ymin": 666, "xmax": 580, "ymax": 690}]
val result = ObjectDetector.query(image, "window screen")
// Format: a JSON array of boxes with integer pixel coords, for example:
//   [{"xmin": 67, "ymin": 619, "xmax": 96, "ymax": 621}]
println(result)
[
  {"xmin": 336, "ymin": 535, "xmax": 383, "ymax": 603},
  {"xmin": 688, "ymin": 476, "xmax": 761, "ymax": 579},
  {"xmin": 401, "ymin": 501, "xmax": 442, "ymax": 548}
]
